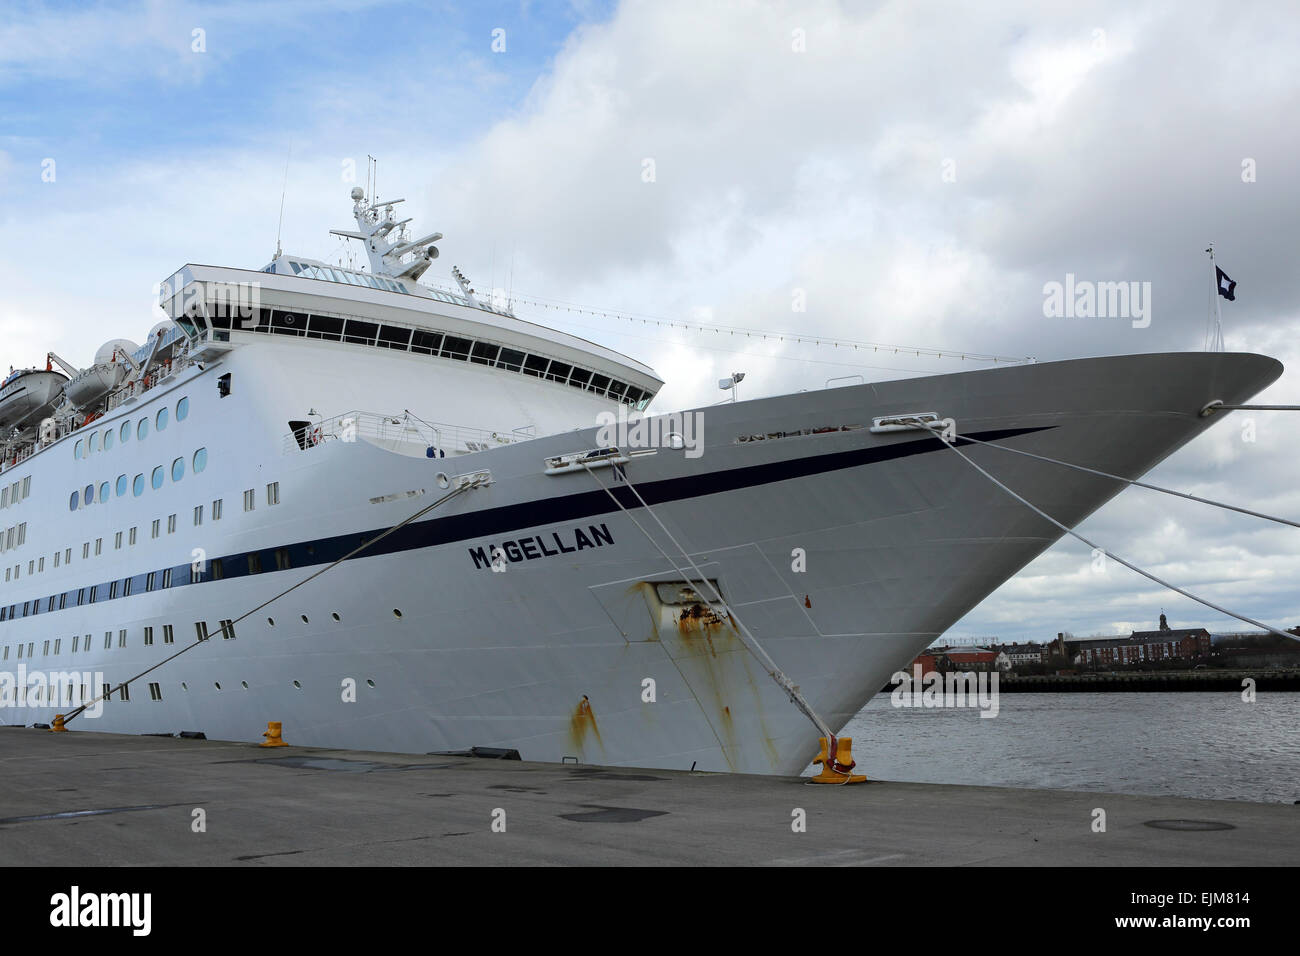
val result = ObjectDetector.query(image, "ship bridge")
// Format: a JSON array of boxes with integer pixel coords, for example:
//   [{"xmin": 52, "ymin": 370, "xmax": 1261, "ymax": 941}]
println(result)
[{"xmin": 157, "ymin": 187, "xmax": 661, "ymax": 411}]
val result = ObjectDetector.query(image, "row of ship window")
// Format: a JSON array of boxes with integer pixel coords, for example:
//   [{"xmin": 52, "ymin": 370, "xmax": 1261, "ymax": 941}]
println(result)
[
  {"xmin": 70, "ymin": 448, "xmax": 208, "ymax": 510},
  {"xmin": 0, "ymin": 476, "xmax": 31, "ymax": 510},
  {"xmin": 209, "ymin": 309, "xmax": 656, "ymax": 409},
  {"xmin": 1, "ymin": 679, "xmax": 164, "ymax": 705},
  {"xmin": 3, "ymin": 612, "xmax": 387, "ymax": 706},
  {"xmin": 1, "ymin": 484, "xmax": 278, "ymax": 608},
  {"xmin": 72, "ymin": 396, "xmax": 190, "ymax": 461}
]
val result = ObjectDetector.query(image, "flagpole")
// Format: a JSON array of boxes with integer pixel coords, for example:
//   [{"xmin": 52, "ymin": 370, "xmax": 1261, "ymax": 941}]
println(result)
[{"xmin": 1205, "ymin": 242, "xmax": 1224, "ymax": 352}]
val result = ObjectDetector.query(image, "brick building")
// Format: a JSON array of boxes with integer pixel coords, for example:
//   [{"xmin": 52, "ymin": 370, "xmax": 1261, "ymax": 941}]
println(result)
[{"xmin": 1068, "ymin": 614, "xmax": 1211, "ymax": 667}]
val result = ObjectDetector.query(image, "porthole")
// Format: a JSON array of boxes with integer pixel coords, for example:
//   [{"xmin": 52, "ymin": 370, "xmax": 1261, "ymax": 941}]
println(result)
[
  {"xmin": 156, "ymin": 407, "xmax": 169, "ymax": 431},
  {"xmin": 84, "ymin": 483, "xmax": 94, "ymax": 504},
  {"xmin": 120, "ymin": 421, "xmax": 131, "ymax": 443},
  {"xmin": 171, "ymin": 457, "xmax": 185, "ymax": 482},
  {"xmin": 214, "ymin": 682, "xmax": 221, "ymax": 690},
  {"xmin": 267, "ymin": 617, "xmax": 275, "ymax": 627},
  {"xmin": 193, "ymin": 447, "xmax": 208, "ymax": 473},
  {"xmin": 74, "ymin": 439, "xmax": 84, "ymax": 460},
  {"xmin": 132, "ymin": 474, "xmax": 145, "ymax": 497},
  {"xmin": 366, "ymin": 679, "xmax": 376, "ymax": 688},
  {"xmin": 137, "ymin": 418, "xmax": 148, "ymax": 440},
  {"xmin": 116, "ymin": 474, "xmax": 128, "ymax": 497},
  {"xmin": 176, "ymin": 396, "xmax": 189, "ymax": 421},
  {"xmin": 103, "ymin": 429, "xmax": 114, "ymax": 451},
  {"xmin": 181, "ymin": 682, "xmax": 188, "ymax": 691},
  {"xmin": 99, "ymin": 481, "xmax": 110, "ymax": 502},
  {"xmin": 331, "ymin": 612, "xmax": 341, "ymax": 622},
  {"xmin": 393, "ymin": 608, "xmax": 403, "ymax": 619},
  {"xmin": 300, "ymin": 615, "xmax": 309, "ymax": 624},
  {"xmin": 292, "ymin": 680, "xmax": 302, "ymax": 689},
  {"xmin": 241, "ymin": 681, "xmax": 248, "ymax": 690},
  {"xmin": 68, "ymin": 490, "xmax": 79, "ymax": 511},
  {"xmin": 151, "ymin": 466, "xmax": 164, "ymax": 490}
]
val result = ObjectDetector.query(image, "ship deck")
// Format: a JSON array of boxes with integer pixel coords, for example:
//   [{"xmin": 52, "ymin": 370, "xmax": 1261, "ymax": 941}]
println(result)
[{"xmin": 1, "ymin": 727, "xmax": 1295, "ymax": 866}]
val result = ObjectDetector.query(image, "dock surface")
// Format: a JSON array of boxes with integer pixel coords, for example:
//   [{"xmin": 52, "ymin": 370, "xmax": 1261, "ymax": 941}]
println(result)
[{"xmin": 2, "ymin": 727, "xmax": 1295, "ymax": 866}]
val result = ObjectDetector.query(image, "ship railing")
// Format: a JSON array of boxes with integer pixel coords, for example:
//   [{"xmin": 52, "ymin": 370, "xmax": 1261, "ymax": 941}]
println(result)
[
  {"xmin": 104, "ymin": 341, "xmax": 191, "ymax": 414},
  {"xmin": 1, "ymin": 440, "xmax": 36, "ymax": 474},
  {"xmin": 281, "ymin": 410, "xmax": 532, "ymax": 457}
]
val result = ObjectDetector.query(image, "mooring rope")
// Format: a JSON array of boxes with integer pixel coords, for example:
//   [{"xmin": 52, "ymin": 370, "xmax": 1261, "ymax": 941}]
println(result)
[
  {"xmin": 580, "ymin": 455, "xmax": 834, "ymax": 740},
  {"xmin": 58, "ymin": 480, "xmax": 480, "ymax": 724},
  {"xmin": 913, "ymin": 422, "xmax": 1297, "ymax": 642},
  {"xmin": 937, "ymin": 430, "xmax": 1300, "ymax": 530}
]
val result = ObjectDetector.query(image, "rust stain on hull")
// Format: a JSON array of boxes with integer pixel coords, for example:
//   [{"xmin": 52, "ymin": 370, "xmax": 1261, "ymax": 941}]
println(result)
[{"xmin": 569, "ymin": 695, "xmax": 604, "ymax": 753}]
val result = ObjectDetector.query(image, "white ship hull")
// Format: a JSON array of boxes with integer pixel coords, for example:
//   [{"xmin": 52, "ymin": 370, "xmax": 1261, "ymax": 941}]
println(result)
[{"xmin": 0, "ymin": 340, "xmax": 1280, "ymax": 774}]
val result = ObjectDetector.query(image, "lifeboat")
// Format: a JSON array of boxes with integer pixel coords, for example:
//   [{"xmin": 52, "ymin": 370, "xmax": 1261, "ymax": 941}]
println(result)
[
  {"xmin": 0, "ymin": 368, "xmax": 69, "ymax": 434},
  {"xmin": 62, "ymin": 362, "xmax": 128, "ymax": 410},
  {"xmin": 59, "ymin": 339, "xmax": 137, "ymax": 412}
]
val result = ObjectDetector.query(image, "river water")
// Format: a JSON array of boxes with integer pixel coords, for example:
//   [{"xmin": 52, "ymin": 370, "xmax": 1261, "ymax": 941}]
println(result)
[{"xmin": 836, "ymin": 692, "xmax": 1300, "ymax": 804}]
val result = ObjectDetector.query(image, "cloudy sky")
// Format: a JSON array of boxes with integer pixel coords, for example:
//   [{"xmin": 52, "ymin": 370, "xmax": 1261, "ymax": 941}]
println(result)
[{"xmin": 3, "ymin": 0, "xmax": 1299, "ymax": 642}]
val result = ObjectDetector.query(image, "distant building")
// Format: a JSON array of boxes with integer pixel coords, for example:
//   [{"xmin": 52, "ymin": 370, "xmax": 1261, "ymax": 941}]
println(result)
[
  {"xmin": 1067, "ymin": 614, "xmax": 1211, "ymax": 667},
  {"xmin": 905, "ymin": 646, "xmax": 1006, "ymax": 673},
  {"xmin": 997, "ymin": 642, "xmax": 1047, "ymax": 666}
]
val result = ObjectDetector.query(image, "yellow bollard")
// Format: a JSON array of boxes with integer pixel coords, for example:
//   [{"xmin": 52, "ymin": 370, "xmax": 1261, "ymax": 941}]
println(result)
[
  {"xmin": 50, "ymin": 714, "xmax": 68, "ymax": 733},
  {"xmin": 809, "ymin": 735, "xmax": 867, "ymax": 785},
  {"xmin": 260, "ymin": 721, "xmax": 288, "ymax": 747}
]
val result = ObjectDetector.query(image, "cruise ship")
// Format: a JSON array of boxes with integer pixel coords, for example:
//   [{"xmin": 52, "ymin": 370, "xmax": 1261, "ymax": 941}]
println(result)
[{"xmin": 0, "ymin": 186, "xmax": 1283, "ymax": 774}]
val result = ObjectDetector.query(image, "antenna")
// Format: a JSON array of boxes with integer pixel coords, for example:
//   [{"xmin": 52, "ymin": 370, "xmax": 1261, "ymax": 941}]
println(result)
[
  {"xmin": 507, "ymin": 245, "xmax": 516, "ymax": 311},
  {"xmin": 274, "ymin": 145, "xmax": 291, "ymax": 260}
]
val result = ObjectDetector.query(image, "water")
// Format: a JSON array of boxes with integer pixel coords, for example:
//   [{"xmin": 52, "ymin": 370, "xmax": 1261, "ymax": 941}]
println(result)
[{"xmin": 838, "ymin": 692, "xmax": 1300, "ymax": 804}]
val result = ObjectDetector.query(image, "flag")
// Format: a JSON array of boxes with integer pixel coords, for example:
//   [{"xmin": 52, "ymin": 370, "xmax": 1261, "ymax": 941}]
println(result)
[{"xmin": 1215, "ymin": 265, "xmax": 1236, "ymax": 301}]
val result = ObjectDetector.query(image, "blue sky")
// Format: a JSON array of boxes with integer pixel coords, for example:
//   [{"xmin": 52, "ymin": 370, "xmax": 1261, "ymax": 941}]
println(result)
[
  {"xmin": 5, "ymin": 0, "xmax": 1300, "ymax": 643},
  {"xmin": 4, "ymin": 1, "xmax": 610, "ymax": 161}
]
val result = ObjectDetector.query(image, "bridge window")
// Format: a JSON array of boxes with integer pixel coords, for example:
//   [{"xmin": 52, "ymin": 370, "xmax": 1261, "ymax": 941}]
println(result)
[
  {"xmin": 378, "ymin": 325, "xmax": 412, "ymax": 350},
  {"xmin": 270, "ymin": 310, "xmax": 305, "ymax": 335},
  {"xmin": 411, "ymin": 330, "xmax": 442, "ymax": 354},
  {"xmin": 306, "ymin": 315, "xmax": 344, "ymax": 339},
  {"xmin": 441, "ymin": 336, "xmax": 472, "ymax": 361},
  {"xmin": 343, "ymin": 318, "xmax": 378, "ymax": 345},
  {"xmin": 497, "ymin": 348, "xmax": 525, "ymax": 372}
]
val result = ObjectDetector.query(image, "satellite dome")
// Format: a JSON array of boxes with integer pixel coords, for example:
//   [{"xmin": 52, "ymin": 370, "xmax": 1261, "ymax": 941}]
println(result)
[{"xmin": 94, "ymin": 338, "xmax": 139, "ymax": 366}]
